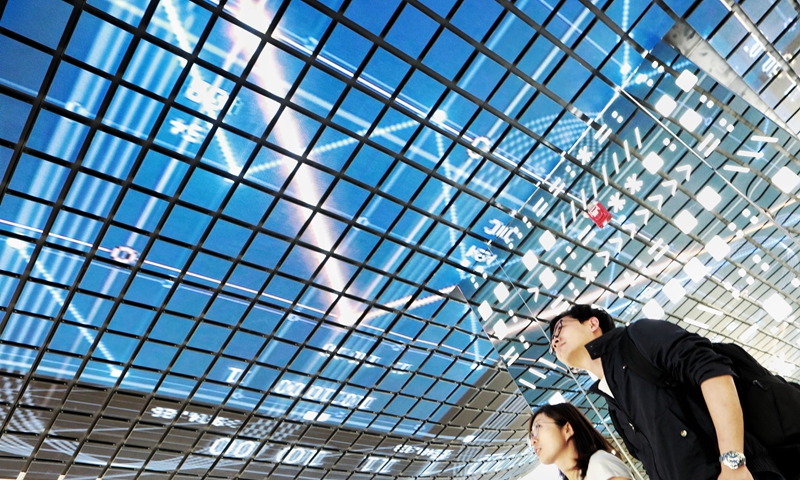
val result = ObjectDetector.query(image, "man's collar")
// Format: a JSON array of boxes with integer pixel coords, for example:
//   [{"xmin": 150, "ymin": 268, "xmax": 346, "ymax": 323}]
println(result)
[
  {"xmin": 584, "ymin": 326, "xmax": 625, "ymax": 359},
  {"xmin": 587, "ymin": 378, "xmax": 602, "ymax": 395}
]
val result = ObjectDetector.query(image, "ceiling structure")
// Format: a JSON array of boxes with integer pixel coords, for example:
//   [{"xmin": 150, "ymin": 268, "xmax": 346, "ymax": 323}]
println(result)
[{"xmin": 0, "ymin": 0, "xmax": 799, "ymax": 479}]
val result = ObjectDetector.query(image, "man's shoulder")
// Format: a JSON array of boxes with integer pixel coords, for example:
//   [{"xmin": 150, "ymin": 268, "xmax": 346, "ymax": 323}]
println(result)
[{"xmin": 627, "ymin": 318, "xmax": 688, "ymax": 338}]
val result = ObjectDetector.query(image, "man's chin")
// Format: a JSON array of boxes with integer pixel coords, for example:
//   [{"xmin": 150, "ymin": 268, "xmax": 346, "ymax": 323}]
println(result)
[
  {"xmin": 555, "ymin": 355, "xmax": 572, "ymax": 368},
  {"xmin": 556, "ymin": 353, "xmax": 578, "ymax": 369}
]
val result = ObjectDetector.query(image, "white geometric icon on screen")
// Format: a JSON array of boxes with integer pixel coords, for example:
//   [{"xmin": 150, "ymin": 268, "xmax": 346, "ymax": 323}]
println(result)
[
  {"xmin": 548, "ymin": 392, "xmax": 567, "ymax": 405},
  {"xmin": 683, "ymin": 257, "xmax": 709, "ymax": 282},
  {"xmin": 679, "ymin": 109, "xmax": 703, "ymax": 132},
  {"xmin": 736, "ymin": 149, "xmax": 763, "ymax": 159},
  {"xmin": 539, "ymin": 230, "xmax": 557, "ymax": 250},
  {"xmin": 697, "ymin": 186, "xmax": 722, "ymax": 211},
  {"xmin": 493, "ymin": 283, "xmax": 510, "ymax": 302},
  {"xmin": 674, "ymin": 210, "xmax": 698, "ymax": 234},
  {"xmin": 608, "ymin": 192, "xmax": 626, "ymax": 212},
  {"xmin": 655, "ymin": 95, "xmax": 677, "ymax": 116},
  {"xmin": 527, "ymin": 367, "xmax": 548, "ymax": 380},
  {"xmin": 642, "ymin": 152, "xmax": 664, "ymax": 174},
  {"xmin": 494, "ymin": 319, "xmax": 509, "ymax": 340},
  {"xmin": 111, "ymin": 245, "xmax": 139, "ymax": 265},
  {"xmin": 539, "ymin": 267, "xmax": 557, "ymax": 289},
  {"xmin": 6, "ymin": 238, "xmax": 29, "ymax": 250},
  {"xmin": 704, "ymin": 235, "xmax": 730, "ymax": 261},
  {"xmin": 468, "ymin": 136, "xmax": 491, "ymax": 159},
  {"xmin": 577, "ymin": 146, "xmax": 594, "ymax": 164},
  {"xmin": 522, "ymin": 250, "xmax": 539, "ymax": 270},
  {"xmin": 762, "ymin": 292, "xmax": 793, "ymax": 321},
  {"xmin": 663, "ymin": 279, "xmax": 686, "ymax": 303},
  {"xmin": 675, "ymin": 70, "xmax": 698, "ymax": 92},
  {"xmin": 625, "ymin": 174, "xmax": 643, "ymax": 194},
  {"xmin": 750, "ymin": 135, "xmax": 778, "ymax": 143},
  {"xmin": 642, "ymin": 299, "xmax": 665, "ymax": 319},
  {"xmin": 478, "ymin": 301, "xmax": 493, "ymax": 320},
  {"xmin": 532, "ymin": 198, "xmax": 550, "ymax": 217},
  {"xmin": 773, "ymin": 166, "xmax": 800, "ymax": 193},
  {"xmin": 675, "ymin": 164, "xmax": 693, "ymax": 181}
]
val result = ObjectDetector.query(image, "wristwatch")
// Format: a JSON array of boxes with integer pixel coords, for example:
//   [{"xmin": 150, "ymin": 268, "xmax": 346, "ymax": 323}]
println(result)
[{"xmin": 720, "ymin": 451, "xmax": 747, "ymax": 469}]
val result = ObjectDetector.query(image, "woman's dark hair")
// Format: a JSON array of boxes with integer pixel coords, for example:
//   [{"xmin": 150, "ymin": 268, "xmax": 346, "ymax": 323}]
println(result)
[
  {"xmin": 549, "ymin": 304, "xmax": 616, "ymax": 336},
  {"xmin": 530, "ymin": 403, "xmax": 617, "ymax": 479}
]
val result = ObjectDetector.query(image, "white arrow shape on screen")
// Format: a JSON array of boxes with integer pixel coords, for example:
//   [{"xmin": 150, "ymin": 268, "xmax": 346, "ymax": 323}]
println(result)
[
  {"xmin": 634, "ymin": 209, "xmax": 651, "ymax": 225},
  {"xmin": 647, "ymin": 194, "xmax": 664, "ymax": 211},
  {"xmin": 597, "ymin": 250, "xmax": 611, "ymax": 267},
  {"xmin": 609, "ymin": 236, "xmax": 624, "ymax": 253},
  {"xmin": 675, "ymin": 164, "xmax": 692, "ymax": 181},
  {"xmin": 527, "ymin": 286, "xmax": 540, "ymax": 302},
  {"xmin": 622, "ymin": 223, "xmax": 637, "ymax": 239},
  {"xmin": 662, "ymin": 179, "xmax": 678, "ymax": 195}
]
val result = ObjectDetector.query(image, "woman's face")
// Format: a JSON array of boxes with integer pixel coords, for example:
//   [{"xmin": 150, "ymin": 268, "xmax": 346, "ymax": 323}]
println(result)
[{"xmin": 530, "ymin": 413, "xmax": 571, "ymax": 465}]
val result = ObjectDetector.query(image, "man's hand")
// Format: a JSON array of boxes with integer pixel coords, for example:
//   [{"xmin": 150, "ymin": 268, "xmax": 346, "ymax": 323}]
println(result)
[{"xmin": 718, "ymin": 464, "xmax": 754, "ymax": 480}]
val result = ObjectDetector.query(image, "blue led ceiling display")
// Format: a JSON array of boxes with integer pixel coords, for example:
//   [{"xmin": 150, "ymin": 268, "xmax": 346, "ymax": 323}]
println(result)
[{"xmin": 1, "ymin": 0, "xmax": 799, "ymax": 479}]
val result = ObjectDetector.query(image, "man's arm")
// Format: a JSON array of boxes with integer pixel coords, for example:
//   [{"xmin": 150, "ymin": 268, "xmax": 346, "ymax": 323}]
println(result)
[{"xmin": 700, "ymin": 375, "xmax": 753, "ymax": 480}]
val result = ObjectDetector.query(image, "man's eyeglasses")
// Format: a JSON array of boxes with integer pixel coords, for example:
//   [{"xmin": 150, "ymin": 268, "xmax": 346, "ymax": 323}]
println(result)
[{"xmin": 549, "ymin": 318, "xmax": 566, "ymax": 353}]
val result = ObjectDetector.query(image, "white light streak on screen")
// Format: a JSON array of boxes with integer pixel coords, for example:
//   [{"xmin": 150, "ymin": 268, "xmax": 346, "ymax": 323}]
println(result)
[{"xmin": 231, "ymin": 0, "xmax": 361, "ymax": 325}]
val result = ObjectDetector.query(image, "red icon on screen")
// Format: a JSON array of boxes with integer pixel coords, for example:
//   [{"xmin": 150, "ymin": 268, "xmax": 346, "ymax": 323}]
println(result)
[{"xmin": 587, "ymin": 201, "xmax": 612, "ymax": 228}]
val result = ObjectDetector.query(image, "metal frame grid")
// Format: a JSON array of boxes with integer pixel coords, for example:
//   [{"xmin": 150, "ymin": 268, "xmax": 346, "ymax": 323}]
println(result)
[{"xmin": 0, "ymin": 0, "xmax": 799, "ymax": 479}]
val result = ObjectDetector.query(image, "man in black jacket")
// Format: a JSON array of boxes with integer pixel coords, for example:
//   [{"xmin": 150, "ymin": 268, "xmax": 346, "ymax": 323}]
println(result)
[{"xmin": 549, "ymin": 304, "xmax": 784, "ymax": 480}]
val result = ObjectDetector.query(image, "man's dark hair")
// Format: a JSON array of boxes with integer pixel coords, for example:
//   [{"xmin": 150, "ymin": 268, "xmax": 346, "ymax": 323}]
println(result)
[
  {"xmin": 549, "ymin": 304, "xmax": 616, "ymax": 336},
  {"xmin": 530, "ymin": 403, "xmax": 619, "ymax": 479}
]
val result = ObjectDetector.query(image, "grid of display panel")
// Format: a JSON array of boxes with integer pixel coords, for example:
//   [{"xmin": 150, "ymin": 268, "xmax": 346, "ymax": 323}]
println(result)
[
  {"xmin": 457, "ymin": 6, "xmax": 800, "ymax": 473},
  {"xmin": 673, "ymin": 0, "xmax": 800, "ymax": 131},
  {"xmin": 1, "ymin": 0, "xmax": 800, "ymax": 479}
]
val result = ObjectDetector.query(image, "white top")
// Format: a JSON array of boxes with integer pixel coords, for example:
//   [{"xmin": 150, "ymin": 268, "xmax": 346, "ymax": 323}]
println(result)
[
  {"xmin": 597, "ymin": 377, "xmax": 615, "ymax": 399},
  {"xmin": 583, "ymin": 450, "xmax": 632, "ymax": 480}
]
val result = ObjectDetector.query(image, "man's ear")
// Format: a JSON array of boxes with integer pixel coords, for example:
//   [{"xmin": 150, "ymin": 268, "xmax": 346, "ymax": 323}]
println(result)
[{"xmin": 589, "ymin": 316, "xmax": 602, "ymax": 333}]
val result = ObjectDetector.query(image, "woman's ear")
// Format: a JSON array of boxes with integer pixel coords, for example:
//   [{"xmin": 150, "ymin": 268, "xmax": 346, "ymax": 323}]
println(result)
[{"xmin": 562, "ymin": 422, "xmax": 574, "ymax": 441}]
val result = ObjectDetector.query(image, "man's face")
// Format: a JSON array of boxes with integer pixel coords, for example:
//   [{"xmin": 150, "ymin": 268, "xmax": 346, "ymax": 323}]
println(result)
[{"xmin": 550, "ymin": 315, "xmax": 598, "ymax": 367}]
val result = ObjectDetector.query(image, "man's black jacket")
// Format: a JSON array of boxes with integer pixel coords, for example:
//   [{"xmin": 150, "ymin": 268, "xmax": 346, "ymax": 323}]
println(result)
[{"xmin": 586, "ymin": 319, "xmax": 779, "ymax": 480}]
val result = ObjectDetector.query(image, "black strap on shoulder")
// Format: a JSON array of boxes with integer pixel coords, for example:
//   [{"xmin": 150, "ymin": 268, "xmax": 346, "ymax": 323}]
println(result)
[{"xmin": 621, "ymin": 328, "xmax": 674, "ymax": 387}]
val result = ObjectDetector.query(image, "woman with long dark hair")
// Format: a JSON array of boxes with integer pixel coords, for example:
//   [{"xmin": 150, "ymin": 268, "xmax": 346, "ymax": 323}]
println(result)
[{"xmin": 529, "ymin": 403, "xmax": 632, "ymax": 480}]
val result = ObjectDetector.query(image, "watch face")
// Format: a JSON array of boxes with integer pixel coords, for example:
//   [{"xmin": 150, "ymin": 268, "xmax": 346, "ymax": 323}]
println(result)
[{"xmin": 721, "ymin": 452, "xmax": 746, "ymax": 469}]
